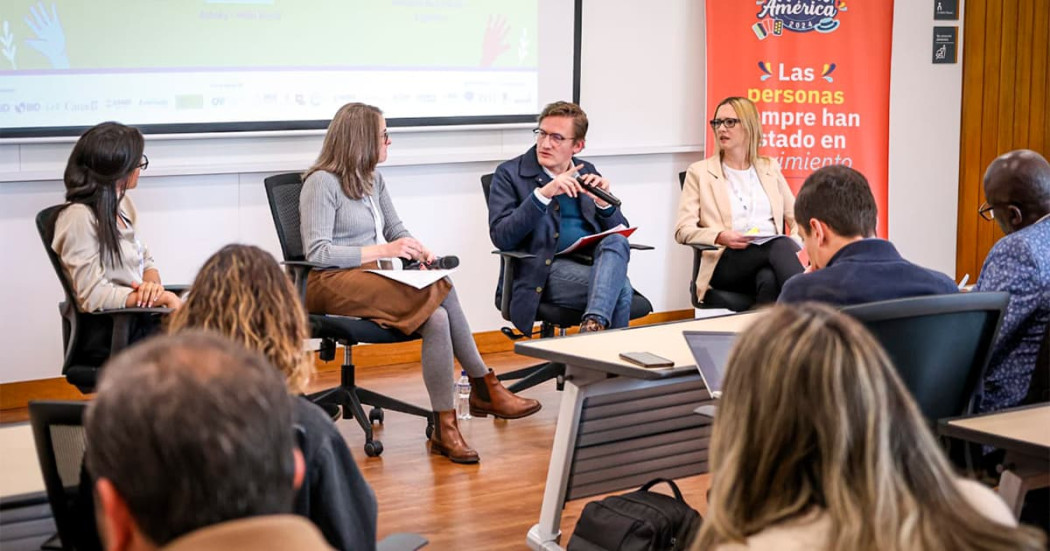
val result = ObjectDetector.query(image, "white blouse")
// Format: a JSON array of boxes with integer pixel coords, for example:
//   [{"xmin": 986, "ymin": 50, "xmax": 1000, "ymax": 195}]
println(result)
[{"xmin": 722, "ymin": 163, "xmax": 777, "ymax": 236}]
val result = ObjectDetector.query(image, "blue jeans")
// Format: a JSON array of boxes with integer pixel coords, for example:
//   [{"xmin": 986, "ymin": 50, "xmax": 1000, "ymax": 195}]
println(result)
[{"xmin": 543, "ymin": 234, "xmax": 633, "ymax": 328}]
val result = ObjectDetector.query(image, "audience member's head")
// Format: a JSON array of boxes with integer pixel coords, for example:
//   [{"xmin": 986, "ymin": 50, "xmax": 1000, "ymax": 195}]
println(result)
[
  {"xmin": 692, "ymin": 303, "xmax": 1045, "ymax": 551},
  {"xmin": 982, "ymin": 149, "xmax": 1050, "ymax": 235},
  {"xmin": 167, "ymin": 244, "xmax": 313, "ymax": 394},
  {"xmin": 305, "ymin": 102, "xmax": 386, "ymax": 200},
  {"xmin": 85, "ymin": 332, "xmax": 302, "ymax": 551},
  {"xmin": 794, "ymin": 165, "xmax": 878, "ymax": 269},
  {"xmin": 711, "ymin": 96, "xmax": 762, "ymax": 164}
]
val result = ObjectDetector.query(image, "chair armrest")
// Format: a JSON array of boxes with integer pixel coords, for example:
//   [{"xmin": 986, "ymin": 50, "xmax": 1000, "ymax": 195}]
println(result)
[
  {"xmin": 687, "ymin": 243, "xmax": 718, "ymax": 252},
  {"xmin": 630, "ymin": 243, "xmax": 655, "ymax": 251},
  {"xmin": 490, "ymin": 250, "xmax": 535, "ymax": 260},
  {"xmin": 89, "ymin": 308, "xmax": 173, "ymax": 356},
  {"xmin": 377, "ymin": 532, "xmax": 429, "ymax": 551},
  {"xmin": 281, "ymin": 261, "xmax": 338, "ymax": 302},
  {"xmin": 491, "ymin": 250, "xmax": 536, "ymax": 321}
]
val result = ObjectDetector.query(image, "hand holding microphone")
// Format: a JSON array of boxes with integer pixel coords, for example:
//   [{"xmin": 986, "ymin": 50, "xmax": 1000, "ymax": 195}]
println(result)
[
  {"xmin": 403, "ymin": 255, "xmax": 460, "ymax": 270},
  {"xmin": 576, "ymin": 176, "xmax": 622, "ymax": 207}
]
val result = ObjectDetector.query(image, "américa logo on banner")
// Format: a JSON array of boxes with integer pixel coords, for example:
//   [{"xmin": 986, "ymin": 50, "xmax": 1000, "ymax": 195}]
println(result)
[{"xmin": 751, "ymin": 0, "xmax": 846, "ymax": 39}]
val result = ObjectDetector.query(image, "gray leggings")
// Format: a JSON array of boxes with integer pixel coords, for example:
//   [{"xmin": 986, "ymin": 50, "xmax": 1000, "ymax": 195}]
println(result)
[{"xmin": 418, "ymin": 286, "xmax": 489, "ymax": 411}]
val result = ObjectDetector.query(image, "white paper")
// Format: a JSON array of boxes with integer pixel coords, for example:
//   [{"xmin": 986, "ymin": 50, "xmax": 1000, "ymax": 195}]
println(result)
[
  {"xmin": 749, "ymin": 234, "xmax": 800, "ymax": 250},
  {"xmin": 366, "ymin": 269, "xmax": 455, "ymax": 290}
]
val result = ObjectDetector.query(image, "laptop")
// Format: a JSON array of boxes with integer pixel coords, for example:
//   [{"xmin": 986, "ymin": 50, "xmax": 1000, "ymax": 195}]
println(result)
[{"xmin": 682, "ymin": 330, "xmax": 737, "ymax": 399}]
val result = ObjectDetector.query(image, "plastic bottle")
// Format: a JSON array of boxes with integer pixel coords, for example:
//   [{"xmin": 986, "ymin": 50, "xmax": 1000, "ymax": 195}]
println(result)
[{"xmin": 456, "ymin": 369, "xmax": 472, "ymax": 420}]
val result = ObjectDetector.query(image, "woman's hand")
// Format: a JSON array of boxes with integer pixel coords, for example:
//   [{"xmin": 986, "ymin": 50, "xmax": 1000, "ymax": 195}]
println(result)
[
  {"xmin": 130, "ymin": 280, "xmax": 165, "ymax": 307},
  {"xmin": 716, "ymin": 230, "xmax": 752, "ymax": 250},
  {"xmin": 385, "ymin": 237, "xmax": 431, "ymax": 261},
  {"xmin": 154, "ymin": 290, "xmax": 182, "ymax": 309}
]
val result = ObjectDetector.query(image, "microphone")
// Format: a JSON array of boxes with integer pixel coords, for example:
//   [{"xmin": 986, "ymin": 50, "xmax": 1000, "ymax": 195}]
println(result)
[
  {"xmin": 576, "ymin": 177, "xmax": 622, "ymax": 207},
  {"xmin": 402, "ymin": 255, "xmax": 460, "ymax": 270}
]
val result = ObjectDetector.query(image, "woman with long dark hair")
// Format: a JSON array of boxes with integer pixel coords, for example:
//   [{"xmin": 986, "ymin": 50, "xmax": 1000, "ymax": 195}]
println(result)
[
  {"xmin": 52, "ymin": 122, "xmax": 181, "ymax": 312},
  {"xmin": 300, "ymin": 102, "xmax": 541, "ymax": 464}
]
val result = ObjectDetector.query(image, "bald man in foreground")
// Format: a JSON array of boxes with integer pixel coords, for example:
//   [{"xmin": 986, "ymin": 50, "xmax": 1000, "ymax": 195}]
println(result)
[{"xmin": 973, "ymin": 149, "xmax": 1050, "ymax": 414}]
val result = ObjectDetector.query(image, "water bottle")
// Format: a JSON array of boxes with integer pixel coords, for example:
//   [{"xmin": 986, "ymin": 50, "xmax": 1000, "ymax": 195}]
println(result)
[{"xmin": 456, "ymin": 370, "xmax": 472, "ymax": 420}]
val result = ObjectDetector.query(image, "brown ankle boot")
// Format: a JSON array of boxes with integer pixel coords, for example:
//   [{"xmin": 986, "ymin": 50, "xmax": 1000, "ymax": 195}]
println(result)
[
  {"xmin": 429, "ymin": 410, "xmax": 479, "ymax": 464},
  {"xmin": 469, "ymin": 370, "xmax": 543, "ymax": 419}
]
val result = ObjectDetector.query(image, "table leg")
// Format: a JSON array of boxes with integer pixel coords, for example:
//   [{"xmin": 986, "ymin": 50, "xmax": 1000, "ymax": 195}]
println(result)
[{"xmin": 527, "ymin": 367, "xmax": 604, "ymax": 551}]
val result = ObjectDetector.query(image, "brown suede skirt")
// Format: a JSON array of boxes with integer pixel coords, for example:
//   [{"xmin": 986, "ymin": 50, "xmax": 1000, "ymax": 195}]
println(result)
[{"xmin": 305, "ymin": 261, "xmax": 452, "ymax": 335}]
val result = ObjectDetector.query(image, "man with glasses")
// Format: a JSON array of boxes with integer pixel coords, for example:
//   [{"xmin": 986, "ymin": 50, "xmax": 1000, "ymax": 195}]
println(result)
[
  {"xmin": 973, "ymin": 149, "xmax": 1050, "ymax": 414},
  {"xmin": 487, "ymin": 101, "xmax": 633, "ymax": 334}
]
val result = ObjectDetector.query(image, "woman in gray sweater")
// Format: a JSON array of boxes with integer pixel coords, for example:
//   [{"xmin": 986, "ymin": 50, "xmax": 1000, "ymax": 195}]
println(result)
[{"xmin": 300, "ymin": 103, "xmax": 541, "ymax": 464}]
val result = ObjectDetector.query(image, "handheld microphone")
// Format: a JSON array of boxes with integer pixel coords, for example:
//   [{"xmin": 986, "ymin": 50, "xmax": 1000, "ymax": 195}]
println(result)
[
  {"xmin": 403, "ymin": 255, "xmax": 460, "ymax": 270},
  {"xmin": 576, "ymin": 177, "xmax": 622, "ymax": 207}
]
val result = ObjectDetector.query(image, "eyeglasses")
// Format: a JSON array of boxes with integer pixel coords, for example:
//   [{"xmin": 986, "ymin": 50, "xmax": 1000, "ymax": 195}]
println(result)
[
  {"xmin": 138, "ymin": 154, "xmax": 149, "ymax": 171},
  {"xmin": 709, "ymin": 118, "xmax": 741, "ymax": 130},
  {"xmin": 533, "ymin": 128, "xmax": 575, "ymax": 146},
  {"xmin": 978, "ymin": 201, "xmax": 1003, "ymax": 221},
  {"xmin": 381, "ymin": 129, "xmax": 390, "ymax": 144}
]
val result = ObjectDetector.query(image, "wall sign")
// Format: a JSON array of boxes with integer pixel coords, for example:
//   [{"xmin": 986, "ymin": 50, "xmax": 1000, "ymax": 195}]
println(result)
[
  {"xmin": 933, "ymin": 26, "xmax": 958, "ymax": 64},
  {"xmin": 934, "ymin": 0, "xmax": 959, "ymax": 21}
]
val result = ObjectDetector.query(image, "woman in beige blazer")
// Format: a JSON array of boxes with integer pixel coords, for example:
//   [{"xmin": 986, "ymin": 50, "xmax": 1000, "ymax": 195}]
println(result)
[
  {"xmin": 690, "ymin": 303, "xmax": 1045, "ymax": 551},
  {"xmin": 674, "ymin": 97, "xmax": 801, "ymax": 306}
]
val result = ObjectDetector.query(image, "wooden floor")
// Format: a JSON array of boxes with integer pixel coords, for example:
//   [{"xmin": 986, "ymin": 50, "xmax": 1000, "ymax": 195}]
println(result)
[{"xmin": 1, "ymin": 350, "xmax": 711, "ymax": 550}]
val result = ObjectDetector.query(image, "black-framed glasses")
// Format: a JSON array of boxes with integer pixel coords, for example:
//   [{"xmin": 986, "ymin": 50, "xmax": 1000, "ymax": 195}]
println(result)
[
  {"xmin": 533, "ymin": 128, "xmax": 574, "ymax": 145},
  {"xmin": 709, "ymin": 118, "xmax": 740, "ymax": 130},
  {"xmin": 978, "ymin": 201, "xmax": 999, "ymax": 221},
  {"xmin": 138, "ymin": 154, "xmax": 149, "ymax": 171}
]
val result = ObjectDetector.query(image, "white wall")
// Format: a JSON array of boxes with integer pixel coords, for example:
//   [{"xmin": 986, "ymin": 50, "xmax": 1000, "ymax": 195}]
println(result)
[
  {"xmin": 887, "ymin": 0, "xmax": 965, "ymax": 278},
  {"xmin": 0, "ymin": 0, "xmax": 962, "ymax": 384}
]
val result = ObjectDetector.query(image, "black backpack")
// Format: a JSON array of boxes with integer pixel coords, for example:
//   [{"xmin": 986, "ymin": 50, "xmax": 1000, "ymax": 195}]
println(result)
[{"xmin": 567, "ymin": 478, "xmax": 702, "ymax": 551}]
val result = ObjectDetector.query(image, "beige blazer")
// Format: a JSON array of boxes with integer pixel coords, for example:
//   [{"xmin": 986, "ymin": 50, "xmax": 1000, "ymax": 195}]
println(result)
[
  {"xmin": 713, "ymin": 479, "xmax": 1017, "ymax": 551},
  {"xmin": 674, "ymin": 155, "xmax": 798, "ymax": 303}
]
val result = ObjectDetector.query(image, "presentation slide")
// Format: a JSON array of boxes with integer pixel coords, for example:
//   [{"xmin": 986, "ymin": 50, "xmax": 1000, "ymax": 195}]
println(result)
[{"xmin": 0, "ymin": 0, "xmax": 573, "ymax": 137}]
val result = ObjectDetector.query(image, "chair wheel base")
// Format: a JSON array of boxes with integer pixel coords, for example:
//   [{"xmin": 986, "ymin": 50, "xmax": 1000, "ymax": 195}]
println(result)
[
  {"xmin": 364, "ymin": 440, "xmax": 384, "ymax": 457},
  {"xmin": 368, "ymin": 407, "xmax": 384, "ymax": 424}
]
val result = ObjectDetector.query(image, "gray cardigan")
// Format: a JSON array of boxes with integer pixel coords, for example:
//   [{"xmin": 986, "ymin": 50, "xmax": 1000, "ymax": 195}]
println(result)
[{"xmin": 300, "ymin": 170, "xmax": 412, "ymax": 268}]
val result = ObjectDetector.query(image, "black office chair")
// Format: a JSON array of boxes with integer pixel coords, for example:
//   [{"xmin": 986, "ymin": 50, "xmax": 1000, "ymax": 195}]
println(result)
[
  {"xmin": 676, "ymin": 171, "xmax": 755, "ymax": 312},
  {"xmin": 264, "ymin": 173, "xmax": 433, "ymax": 457},
  {"xmin": 480, "ymin": 173, "xmax": 654, "ymax": 392},
  {"xmin": 28, "ymin": 400, "xmax": 95, "ymax": 551},
  {"xmin": 36, "ymin": 206, "xmax": 177, "ymax": 393},
  {"xmin": 840, "ymin": 292, "xmax": 1010, "ymax": 423}
]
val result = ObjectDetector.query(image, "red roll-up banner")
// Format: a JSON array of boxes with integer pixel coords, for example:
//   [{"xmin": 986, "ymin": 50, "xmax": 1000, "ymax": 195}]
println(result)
[{"xmin": 705, "ymin": 1, "xmax": 894, "ymax": 236}]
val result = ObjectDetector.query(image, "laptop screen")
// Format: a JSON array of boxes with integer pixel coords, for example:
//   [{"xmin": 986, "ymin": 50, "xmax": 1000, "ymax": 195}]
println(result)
[{"xmin": 682, "ymin": 331, "xmax": 737, "ymax": 397}]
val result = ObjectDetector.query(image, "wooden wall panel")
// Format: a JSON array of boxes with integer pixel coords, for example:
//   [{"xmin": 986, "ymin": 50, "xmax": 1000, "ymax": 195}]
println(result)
[{"xmin": 956, "ymin": 0, "xmax": 1050, "ymax": 280}]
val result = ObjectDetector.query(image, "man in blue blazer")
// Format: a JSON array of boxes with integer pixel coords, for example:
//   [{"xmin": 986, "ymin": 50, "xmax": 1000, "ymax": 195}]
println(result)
[
  {"xmin": 973, "ymin": 149, "xmax": 1050, "ymax": 414},
  {"xmin": 488, "ymin": 101, "xmax": 632, "ymax": 335},
  {"xmin": 779, "ymin": 165, "xmax": 957, "ymax": 306}
]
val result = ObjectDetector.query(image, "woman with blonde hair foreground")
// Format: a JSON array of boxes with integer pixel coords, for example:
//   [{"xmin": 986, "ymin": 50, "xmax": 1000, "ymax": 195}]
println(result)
[
  {"xmin": 693, "ymin": 303, "xmax": 1044, "ymax": 551},
  {"xmin": 167, "ymin": 244, "xmax": 378, "ymax": 551}
]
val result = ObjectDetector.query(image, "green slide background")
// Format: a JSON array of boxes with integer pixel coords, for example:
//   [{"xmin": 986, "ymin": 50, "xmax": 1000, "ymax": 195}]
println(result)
[{"xmin": 1, "ymin": 0, "xmax": 537, "ymax": 70}]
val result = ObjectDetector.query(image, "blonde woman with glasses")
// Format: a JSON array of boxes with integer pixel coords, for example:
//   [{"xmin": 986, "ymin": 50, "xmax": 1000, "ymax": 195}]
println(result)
[
  {"xmin": 692, "ymin": 302, "xmax": 1045, "ymax": 551},
  {"xmin": 675, "ymin": 97, "xmax": 802, "ymax": 307}
]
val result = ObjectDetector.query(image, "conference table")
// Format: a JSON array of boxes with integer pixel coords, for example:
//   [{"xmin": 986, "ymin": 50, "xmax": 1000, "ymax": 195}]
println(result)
[
  {"xmin": 515, "ymin": 311, "xmax": 762, "ymax": 551},
  {"xmin": 939, "ymin": 404, "xmax": 1050, "ymax": 517}
]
